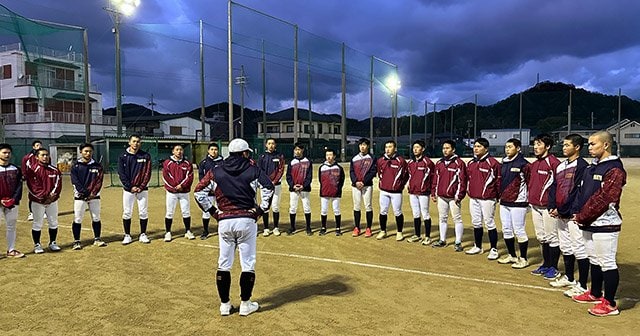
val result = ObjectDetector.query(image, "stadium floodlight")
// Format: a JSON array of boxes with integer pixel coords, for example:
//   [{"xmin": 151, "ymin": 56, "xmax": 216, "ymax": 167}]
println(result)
[
  {"xmin": 385, "ymin": 75, "xmax": 401, "ymax": 142},
  {"xmin": 111, "ymin": 0, "xmax": 141, "ymax": 16}
]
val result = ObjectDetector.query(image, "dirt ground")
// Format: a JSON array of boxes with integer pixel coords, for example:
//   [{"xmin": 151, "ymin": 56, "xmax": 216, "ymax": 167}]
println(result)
[{"xmin": 0, "ymin": 158, "xmax": 638, "ymax": 335}]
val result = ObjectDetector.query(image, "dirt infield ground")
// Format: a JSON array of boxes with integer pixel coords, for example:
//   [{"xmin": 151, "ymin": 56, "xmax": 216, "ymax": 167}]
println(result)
[{"xmin": 1, "ymin": 158, "xmax": 639, "ymax": 335}]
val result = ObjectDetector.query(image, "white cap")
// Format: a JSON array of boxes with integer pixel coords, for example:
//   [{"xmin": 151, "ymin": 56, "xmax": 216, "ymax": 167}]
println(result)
[{"xmin": 228, "ymin": 138, "xmax": 253, "ymax": 153}]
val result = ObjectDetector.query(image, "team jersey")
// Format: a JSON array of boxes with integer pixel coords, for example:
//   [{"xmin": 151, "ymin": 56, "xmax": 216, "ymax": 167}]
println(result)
[
  {"xmin": 407, "ymin": 156, "xmax": 434, "ymax": 195},
  {"xmin": 572, "ymin": 156, "xmax": 626, "ymax": 232},
  {"xmin": 319, "ymin": 161, "xmax": 345, "ymax": 198},
  {"xmin": 350, "ymin": 152, "xmax": 377, "ymax": 187},
  {"xmin": 377, "ymin": 153, "xmax": 408, "ymax": 193},
  {"xmin": 257, "ymin": 151, "xmax": 286, "ymax": 186},
  {"xmin": 432, "ymin": 154, "xmax": 467, "ymax": 200},
  {"xmin": 162, "ymin": 156, "xmax": 194, "ymax": 193},
  {"xmin": 549, "ymin": 157, "xmax": 588, "ymax": 218},
  {"xmin": 25, "ymin": 161, "xmax": 61, "ymax": 204},
  {"xmin": 499, "ymin": 153, "xmax": 530, "ymax": 207},
  {"xmin": 118, "ymin": 148, "xmax": 152, "ymax": 192},
  {"xmin": 0, "ymin": 163, "xmax": 22, "ymax": 205},
  {"xmin": 466, "ymin": 153, "xmax": 501, "ymax": 199},
  {"xmin": 70, "ymin": 158, "xmax": 104, "ymax": 200},
  {"xmin": 528, "ymin": 154, "xmax": 560, "ymax": 207},
  {"xmin": 286, "ymin": 156, "xmax": 312, "ymax": 192},
  {"xmin": 198, "ymin": 155, "xmax": 223, "ymax": 181}
]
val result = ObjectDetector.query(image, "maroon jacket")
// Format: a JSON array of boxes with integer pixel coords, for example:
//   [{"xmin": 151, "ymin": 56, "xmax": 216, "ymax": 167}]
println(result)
[
  {"xmin": 466, "ymin": 154, "xmax": 501, "ymax": 199},
  {"xmin": 432, "ymin": 154, "xmax": 467, "ymax": 201},
  {"xmin": 0, "ymin": 163, "xmax": 22, "ymax": 205},
  {"xmin": 528, "ymin": 154, "xmax": 560, "ymax": 207},
  {"xmin": 162, "ymin": 156, "xmax": 194, "ymax": 193},
  {"xmin": 407, "ymin": 156, "xmax": 434, "ymax": 195},
  {"xmin": 319, "ymin": 161, "xmax": 345, "ymax": 198},
  {"xmin": 25, "ymin": 161, "xmax": 62, "ymax": 204},
  {"xmin": 377, "ymin": 154, "xmax": 408, "ymax": 193}
]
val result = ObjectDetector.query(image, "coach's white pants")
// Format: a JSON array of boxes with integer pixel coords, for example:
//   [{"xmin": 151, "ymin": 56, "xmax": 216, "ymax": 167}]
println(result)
[
  {"xmin": 379, "ymin": 190, "xmax": 403, "ymax": 217},
  {"xmin": 531, "ymin": 205, "xmax": 560, "ymax": 246},
  {"xmin": 352, "ymin": 186, "xmax": 373, "ymax": 212},
  {"xmin": 499, "ymin": 205, "xmax": 528, "ymax": 242},
  {"xmin": 409, "ymin": 194, "xmax": 430, "ymax": 219},
  {"xmin": 166, "ymin": 191, "xmax": 191, "ymax": 219},
  {"xmin": 122, "ymin": 190, "xmax": 148, "ymax": 220},
  {"xmin": 1, "ymin": 206, "xmax": 19, "ymax": 251},
  {"xmin": 261, "ymin": 184, "xmax": 281, "ymax": 213},
  {"xmin": 289, "ymin": 191, "xmax": 311, "ymax": 214},
  {"xmin": 74, "ymin": 199, "xmax": 101, "ymax": 223},
  {"xmin": 436, "ymin": 197, "xmax": 463, "ymax": 242},
  {"xmin": 217, "ymin": 217, "xmax": 257, "ymax": 272},
  {"xmin": 32, "ymin": 201, "xmax": 58, "ymax": 231},
  {"xmin": 469, "ymin": 198, "xmax": 497, "ymax": 230},
  {"xmin": 583, "ymin": 230, "xmax": 619, "ymax": 271},
  {"xmin": 320, "ymin": 197, "xmax": 341, "ymax": 216}
]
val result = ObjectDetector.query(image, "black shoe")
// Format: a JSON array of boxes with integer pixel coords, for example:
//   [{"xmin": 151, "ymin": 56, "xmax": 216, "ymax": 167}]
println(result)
[
  {"xmin": 335, "ymin": 230, "xmax": 342, "ymax": 236},
  {"xmin": 200, "ymin": 232, "xmax": 209, "ymax": 240},
  {"xmin": 287, "ymin": 228, "xmax": 296, "ymax": 235},
  {"xmin": 306, "ymin": 229, "xmax": 313, "ymax": 236},
  {"xmin": 319, "ymin": 228, "xmax": 327, "ymax": 236}
]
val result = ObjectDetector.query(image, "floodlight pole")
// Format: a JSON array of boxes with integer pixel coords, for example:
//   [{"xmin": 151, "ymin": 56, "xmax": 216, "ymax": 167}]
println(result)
[
  {"xmin": 341, "ymin": 42, "xmax": 347, "ymax": 162},
  {"xmin": 200, "ymin": 19, "xmax": 206, "ymax": 142},
  {"xmin": 83, "ymin": 29, "xmax": 91, "ymax": 143},
  {"xmin": 114, "ymin": 11, "xmax": 123, "ymax": 136},
  {"xmin": 227, "ymin": 0, "xmax": 234, "ymax": 141}
]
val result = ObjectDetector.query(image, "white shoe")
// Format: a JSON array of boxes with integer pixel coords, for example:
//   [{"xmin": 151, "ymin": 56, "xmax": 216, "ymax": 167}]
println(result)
[
  {"xmin": 220, "ymin": 301, "xmax": 233, "ymax": 316},
  {"xmin": 272, "ymin": 228, "xmax": 281, "ymax": 236},
  {"xmin": 49, "ymin": 241, "xmax": 61, "ymax": 252},
  {"xmin": 511, "ymin": 257, "xmax": 530, "ymax": 269},
  {"xmin": 27, "ymin": 213, "xmax": 34, "ymax": 221},
  {"xmin": 421, "ymin": 237, "xmax": 432, "ymax": 246},
  {"xmin": 563, "ymin": 284, "xmax": 587, "ymax": 297},
  {"xmin": 239, "ymin": 300, "xmax": 259, "ymax": 316},
  {"xmin": 487, "ymin": 248, "xmax": 499, "ymax": 260},
  {"xmin": 184, "ymin": 230, "xmax": 195, "ymax": 240},
  {"xmin": 497, "ymin": 255, "xmax": 518, "ymax": 264},
  {"xmin": 139, "ymin": 233, "xmax": 150, "ymax": 244},
  {"xmin": 34, "ymin": 243, "xmax": 45, "ymax": 254},
  {"xmin": 263, "ymin": 229, "xmax": 271, "ymax": 237},
  {"xmin": 550, "ymin": 275, "xmax": 576, "ymax": 288},
  {"xmin": 122, "ymin": 234, "xmax": 133, "ymax": 245},
  {"xmin": 164, "ymin": 232, "xmax": 172, "ymax": 242},
  {"xmin": 395, "ymin": 232, "xmax": 404, "ymax": 241},
  {"xmin": 465, "ymin": 246, "xmax": 483, "ymax": 255},
  {"xmin": 376, "ymin": 231, "xmax": 387, "ymax": 240}
]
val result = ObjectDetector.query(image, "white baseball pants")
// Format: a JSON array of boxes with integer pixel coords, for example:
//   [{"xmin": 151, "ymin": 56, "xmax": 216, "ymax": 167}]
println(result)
[
  {"xmin": 352, "ymin": 186, "xmax": 373, "ymax": 212},
  {"xmin": 289, "ymin": 191, "xmax": 311, "ymax": 214},
  {"xmin": 379, "ymin": 190, "xmax": 403, "ymax": 217},
  {"xmin": 217, "ymin": 217, "xmax": 257, "ymax": 272},
  {"xmin": 409, "ymin": 194, "xmax": 430, "ymax": 220},
  {"xmin": 583, "ymin": 230, "xmax": 619, "ymax": 271},
  {"xmin": 166, "ymin": 191, "xmax": 191, "ymax": 219},
  {"xmin": 499, "ymin": 205, "xmax": 528, "ymax": 242},
  {"xmin": 1, "ymin": 206, "xmax": 19, "ymax": 251},
  {"xmin": 469, "ymin": 198, "xmax": 497, "ymax": 230},
  {"xmin": 122, "ymin": 190, "xmax": 148, "ymax": 220},
  {"xmin": 74, "ymin": 199, "xmax": 101, "ymax": 223},
  {"xmin": 436, "ymin": 197, "xmax": 463, "ymax": 242},
  {"xmin": 32, "ymin": 201, "xmax": 58, "ymax": 231},
  {"xmin": 320, "ymin": 197, "xmax": 341, "ymax": 216},
  {"xmin": 531, "ymin": 205, "xmax": 560, "ymax": 246}
]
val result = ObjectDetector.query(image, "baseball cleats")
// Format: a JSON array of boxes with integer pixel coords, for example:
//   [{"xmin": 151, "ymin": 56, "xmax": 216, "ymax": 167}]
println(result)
[
  {"xmin": 572, "ymin": 290, "xmax": 602, "ymax": 304},
  {"xmin": 286, "ymin": 228, "xmax": 295, "ymax": 235},
  {"xmin": 72, "ymin": 241, "xmax": 82, "ymax": 250},
  {"xmin": 49, "ymin": 241, "xmax": 61, "ymax": 252},
  {"xmin": 335, "ymin": 229, "xmax": 342, "ymax": 236},
  {"xmin": 164, "ymin": 232, "xmax": 172, "ymax": 242},
  {"xmin": 465, "ymin": 246, "xmax": 483, "ymax": 255},
  {"xmin": 319, "ymin": 228, "xmax": 328, "ymax": 236},
  {"xmin": 511, "ymin": 257, "xmax": 530, "ymax": 269},
  {"xmin": 549, "ymin": 275, "xmax": 576, "ymax": 288},
  {"xmin": 93, "ymin": 238, "xmax": 107, "ymax": 247},
  {"xmin": 376, "ymin": 231, "xmax": 387, "ymax": 240},
  {"xmin": 6, "ymin": 249, "xmax": 25, "ymax": 258},
  {"xmin": 352, "ymin": 227, "xmax": 361, "ymax": 237},
  {"xmin": 34, "ymin": 243, "xmax": 45, "ymax": 254},
  {"xmin": 431, "ymin": 240, "xmax": 447, "ymax": 248},
  {"xmin": 487, "ymin": 248, "xmax": 499, "ymax": 260},
  {"xmin": 454, "ymin": 242, "xmax": 463, "ymax": 252},
  {"xmin": 122, "ymin": 234, "xmax": 133, "ymax": 245},
  {"xmin": 138, "ymin": 233, "xmax": 150, "ymax": 244},
  {"xmin": 272, "ymin": 228, "xmax": 281, "ymax": 236},
  {"xmin": 364, "ymin": 227, "xmax": 372, "ymax": 238},
  {"xmin": 184, "ymin": 231, "xmax": 196, "ymax": 240},
  {"xmin": 220, "ymin": 302, "xmax": 233, "ymax": 316},
  {"xmin": 262, "ymin": 229, "xmax": 271, "ymax": 237},
  {"xmin": 564, "ymin": 284, "xmax": 587, "ymax": 298},
  {"xmin": 27, "ymin": 213, "xmax": 33, "ymax": 221},
  {"xmin": 395, "ymin": 232, "xmax": 404, "ymax": 241},
  {"xmin": 530, "ymin": 265, "xmax": 549, "ymax": 276},
  {"xmin": 306, "ymin": 229, "xmax": 313, "ymax": 236},
  {"xmin": 239, "ymin": 301, "xmax": 259, "ymax": 316},
  {"xmin": 543, "ymin": 267, "xmax": 561, "ymax": 280},
  {"xmin": 200, "ymin": 231, "xmax": 209, "ymax": 240},
  {"xmin": 588, "ymin": 298, "xmax": 619, "ymax": 317},
  {"xmin": 421, "ymin": 237, "xmax": 433, "ymax": 246},
  {"xmin": 407, "ymin": 235, "xmax": 422, "ymax": 243},
  {"xmin": 498, "ymin": 255, "xmax": 518, "ymax": 264}
]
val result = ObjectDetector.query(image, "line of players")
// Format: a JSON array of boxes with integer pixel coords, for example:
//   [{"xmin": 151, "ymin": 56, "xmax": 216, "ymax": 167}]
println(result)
[{"xmin": 0, "ymin": 131, "xmax": 625, "ymax": 317}]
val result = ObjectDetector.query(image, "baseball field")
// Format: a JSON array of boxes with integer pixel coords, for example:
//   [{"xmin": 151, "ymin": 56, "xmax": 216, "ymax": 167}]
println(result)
[{"xmin": 0, "ymin": 159, "xmax": 638, "ymax": 336}]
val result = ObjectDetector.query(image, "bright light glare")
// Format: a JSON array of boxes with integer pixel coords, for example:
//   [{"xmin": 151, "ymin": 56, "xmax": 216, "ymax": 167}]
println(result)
[
  {"xmin": 112, "ymin": 0, "xmax": 141, "ymax": 16},
  {"xmin": 385, "ymin": 75, "xmax": 401, "ymax": 92}
]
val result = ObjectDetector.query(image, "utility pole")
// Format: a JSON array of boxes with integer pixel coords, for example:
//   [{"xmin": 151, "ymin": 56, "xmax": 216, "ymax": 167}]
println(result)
[
  {"xmin": 148, "ymin": 94, "xmax": 156, "ymax": 117},
  {"xmin": 234, "ymin": 65, "xmax": 247, "ymax": 138}
]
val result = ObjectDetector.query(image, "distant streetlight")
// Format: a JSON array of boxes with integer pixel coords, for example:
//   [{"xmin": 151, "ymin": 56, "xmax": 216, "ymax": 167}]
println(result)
[
  {"xmin": 105, "ymin": 0, "xmax": 140, "ymax": 137},
  {"xmin": 385, "ymin": 75, "xmax": 401, "ymax": 142}
]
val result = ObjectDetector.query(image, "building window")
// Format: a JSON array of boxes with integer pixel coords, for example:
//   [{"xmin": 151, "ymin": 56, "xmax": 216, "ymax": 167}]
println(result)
[
  {"xmin": 2, "ymin": 64, "xmax": 11, "ymax": 79},
  {"xmin": 23, "ymin": 99, "xmax": 38, "ymax": 113},
  {"xmin": 285, "ymin": 124, "xmax": 294, "ymax": 133},
  {"xmin": 170, "ymin": 126, "xmax": 183, "ymax": 135},
  {"xmin": 266, "ymin": 125, "xmax": 279, "ymax": 133},
  {"xmin": 318, "ymin": 124, "xmax": 323, "ymax": 134},
  {"xmin": 304, "ymin": 124, "xmax": 313, "ymax": 134},
  {"xmin": 624, "ymin": 133, "xmax": 640, "ymax": 138},
  {"xmin": 512, "ymin": 134, "xmax": 520, "ymax": 139},
  {"xmin": 333, "ymin": 125, "xmax": 340, "ymax": 134}
]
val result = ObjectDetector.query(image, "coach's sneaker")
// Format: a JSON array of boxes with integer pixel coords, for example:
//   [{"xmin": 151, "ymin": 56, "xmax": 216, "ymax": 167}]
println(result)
[
  {"xmin": 422, "ymin": 237, "xmax": 432, "ymax": 246},
  {"xmin": 511, "ymin": 257, "xmax": 530, "ymax": 269},
  {"xmin": 498, "ymin": 255, "xmax": 518, "ymax": 264},
  {"xmin": 262, "ymin": 229, "xmax": 271, "ymax": 237},
  {"xmin": 49, "ymin": 241, "xmax": 61, "ymax": 252},
  {"xmin": 139, "ymin": 233, "xmax": 150, "ymax": 244},
  {"xmin": 530, "ymin": 265, "xmax": 549, "ymax": 276},
  {"xmin": 364, "ymin": 227, "xmax": 372, "ymax": 238},
  {"xmin": 93, "ymin": 238, "xmax": 107, "ymax": 247},
  {"xmin": 7, "ymin": 249, "xmax": 25, "ymax": 258},
  {"xmin": 272, "ymin": 227, "xmax": 281, "ymax": 236},
  {"xmin": 220, "ymin": 301, "xmax": 233, "ymax": 316},
  {"xmin": 431, "ymin": 240, "xmax": 447, "ymax": 248},
  {"xmin": 550, "ymin": 275, "xmax": 576, "ymax": 288},
  {"xmin": 352, "ymin": 227, "xmax": 361, "ymax": 237},
  {"xmin": 184, "ymin": 230, "xmax": 196, "ymax": 240},
  {"xmin": 454, "ymin": 242, "xmax": 463, "ymax": 252},
  {"xmin": 465, "ymin": 246, "xmax": 483, "ymax": 255},
  {"xmin": 396, "ymin": 232, "xmax": 404, "ymax": 241},
  {"xmin": 407, "ymin": 235, "xmax": 422, "ymax": 243},
  {"xmin": 376, "ymin": 231, "xmax": 387, "ymax": 240},
  {"xmin": 27, "ymin": 212, "xmax": 34, "ymax": 221},
  {"xmin": 588, "ymin": 298, "xmax": 619, "ymax": 317},
  {"xmin": 34, "ymin": 243, "xmax": 45, "ymax": 254},
  {"xmin": 72, "ymin": 241, "xmax": 82, "ymax": 250},
  {"xmin": 239, "ymin": 300, "xmax": 259, "ymax": 316},
  {"xmin": 487, "ymin": 248, "xmax": 499, "ymax": 260},
  {"xmin": 543, "ymin": 267, "xmax": 561, "ymax": 280},
  {"xmin": 572, "ymin": 290, "xmax": 602, "ymax": 304},
  {"xmin": 564, "ymin": 284, "xmax": 587, "ymax": 298},
  {"xmin": 122, "ymin": 234, "xmax": 133, "ymax": 245}
]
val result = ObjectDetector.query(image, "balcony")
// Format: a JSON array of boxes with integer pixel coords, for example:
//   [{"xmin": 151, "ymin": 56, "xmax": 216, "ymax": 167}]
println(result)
[
  {"xmin": 1, "ymin": 43, "xmax": 84, "ymax": 63},
  {"xmin": 16, "ymin": 75, "xmax": 98, "ymax": 92},
  {"xmin": 1, "ymin": 111, "xmax": 116, "ymax": 125}
]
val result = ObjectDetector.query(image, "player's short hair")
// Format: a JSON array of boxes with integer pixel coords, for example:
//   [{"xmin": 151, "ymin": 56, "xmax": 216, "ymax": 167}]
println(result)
[
  {"xmin": 0, "ymin": 143, "xmax": 13, "ymax": 152},
  {"xmin": 35, "ymin": 148, "xmax": 49, "ymax": 156},
  {"xmin": 208, "ymin": 142, "xmax": 219, "ymax": 150},
  {"xmin": 32, "ymin": 140, "xmax": 42, "ymax": 147},
  {"xmin": 80, "ymin": 143, "xmax": 94, "ymax": 151},
  {"xmin": 506, "ymin": 138, "xmax": 522, "ymax": 148},
  {"xmin": 591, "ymin": 131, "xmax": 614, "ymax": 147},
  {"xmin": 358, "ymin": 138, "xmax": 370, "ymax": 146},
  {"xmin": 294, "ymin": 142, "xmax": 305, "ymax": 150},
  {"xmin": 129, "ymin": 134, "xmax": 141, "ymax": 141},
  {"xmin": 534, "ymin": 133, "xmax": 554, "ymax": 147},
  {"xmin": 384, "ymin": 140, "xmax": 396, "ymax": 147},
  {"xmin": 564, "ymin": 134, "xmax": 584, "ymax": 149},
  {"xmin": 412, "ymin": 139, "xmax": 426, "ymax": 148},
  {"xmin": 325, "ymin": 148, "xmax": 336, "ymax": 156},
  {"xmin": 265, "ymin": 138, "xmax": 277, "ymax": 144},
  {"xmin": 442, "ymin": 139, "xmax": 456, "ymax": 150},
  {"xmin": 171, "ymin": 143, "xmax": 184, "ymax": 150},
  {"xmin": 475, "ymin": 137, "xmax": 490, "ymax": 148}
]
